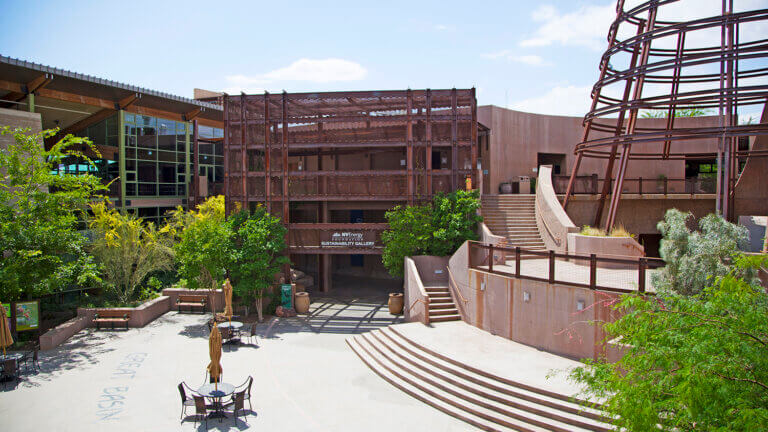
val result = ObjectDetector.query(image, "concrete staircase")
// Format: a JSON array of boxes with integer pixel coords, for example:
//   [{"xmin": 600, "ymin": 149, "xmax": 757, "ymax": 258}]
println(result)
[
  {"xmin": 425, "ymin": 284, "xmax": 461, "ymax": 323},
  {"xmin": 482, "ymin": 195, "xmax": 546, "ymax": 251},
  {"xmin": 347, "ymin": 326, "xmax": 614, "ymax": 432}
]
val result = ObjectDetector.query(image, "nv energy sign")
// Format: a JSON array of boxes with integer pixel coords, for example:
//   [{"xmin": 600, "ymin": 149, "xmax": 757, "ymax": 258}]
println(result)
[{"xmin": 321, "ymin": 231, "xmax": 375, "ymax": 248}]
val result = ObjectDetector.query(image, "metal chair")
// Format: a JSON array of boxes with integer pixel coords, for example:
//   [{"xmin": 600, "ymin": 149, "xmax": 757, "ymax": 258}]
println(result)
[
  {"xmin": 230, "ymin": 390, "xmax": 247, "ymax": 425},
  {"xmin": 247, "ymin": 323, "xmax": 258, "ymax": 345},
  {"xmin": 177, "ymin": 382, "xmax": 197, "ymax": 421},
  {"xmin": 22, "ymin": 349, "xmax": 39, "ymax": 374},
  {"xmin": 192, "ymin": 395, "xmax": 208, "ymax": 429},
  {"xmin": 234, "ymin": 376, "xmax": 254, "ymax": 410}
]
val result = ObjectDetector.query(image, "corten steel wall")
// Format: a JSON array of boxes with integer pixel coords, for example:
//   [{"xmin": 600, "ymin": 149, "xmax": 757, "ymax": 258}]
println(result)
[
  {"xmin": 223, "ymin": 89, "xmax": 478, "ymax": 256},
  {"xmin": 477, "ymin": 106, "xmax": 720, "ymax": 196},
  {"xmin": 469, "ymin": 269, "xmax": 622, "ymax": 361},
  {"xmin": 563, "ymin": 1, "xmax": 768, "ymax": 228}
]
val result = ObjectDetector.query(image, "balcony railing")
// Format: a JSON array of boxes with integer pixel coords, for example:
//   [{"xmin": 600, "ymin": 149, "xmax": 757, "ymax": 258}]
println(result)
[
  {"xmin": 552, "ymin": 175, "xmax": 717, "ymax": 195},
  {"xmin": 468, "ymin": 241, "xmax": 664, "ymax": 294}
]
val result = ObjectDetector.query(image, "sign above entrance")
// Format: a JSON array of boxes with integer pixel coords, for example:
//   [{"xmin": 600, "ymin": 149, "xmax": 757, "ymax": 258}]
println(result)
[{"xmin": 320, "ymin": 232, "xmax": 375, "ymax": 248}]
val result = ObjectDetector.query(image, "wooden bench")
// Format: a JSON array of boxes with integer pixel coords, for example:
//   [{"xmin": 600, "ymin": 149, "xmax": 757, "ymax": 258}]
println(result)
[
  {"xmin": 177, "ymin": 295, "xmax": 208, "ymax": 314},
  {"xmin": 93, "ymin": 310, "xmax": 130, "ymax": 330}
]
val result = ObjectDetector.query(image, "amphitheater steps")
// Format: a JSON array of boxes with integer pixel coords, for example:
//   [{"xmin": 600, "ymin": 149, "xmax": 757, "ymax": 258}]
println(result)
[{"xmin": 347, "ymin": 326, "xmax": 614, "ymax": 432}]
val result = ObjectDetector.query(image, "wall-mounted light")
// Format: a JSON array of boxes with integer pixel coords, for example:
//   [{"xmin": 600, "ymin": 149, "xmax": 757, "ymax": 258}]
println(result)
[
  {"xmin": 480, "ymin": 281, "xmax": 486, "ymax": 291},
  {"xmin": 523, "ymin": 291, "xmax": 531, "ymax": 302},
  {"xmin": 576, "ymin": 300, "xmax": 585, "ymax": 311}
]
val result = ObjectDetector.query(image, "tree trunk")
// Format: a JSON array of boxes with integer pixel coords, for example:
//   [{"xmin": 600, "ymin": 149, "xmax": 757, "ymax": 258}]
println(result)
[{"xmin": 254, "ymin": 297, "xmax": 263, "ymax": 322}]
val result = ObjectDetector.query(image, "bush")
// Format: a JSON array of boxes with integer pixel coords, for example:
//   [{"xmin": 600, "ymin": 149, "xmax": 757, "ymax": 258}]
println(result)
[
  {"xmin": 654, "ymin": 209, "xmax": 756, "ymax": 295},
  {"xmin": 382, "ymin": 190, "xmax": 481, "ymax": 277}
]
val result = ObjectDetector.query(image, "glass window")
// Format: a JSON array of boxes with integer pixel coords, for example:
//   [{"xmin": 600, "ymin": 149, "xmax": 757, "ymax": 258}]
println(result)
[{"xmin": 137, "ymin": 161, "xmax": 157, "ymax": 182}]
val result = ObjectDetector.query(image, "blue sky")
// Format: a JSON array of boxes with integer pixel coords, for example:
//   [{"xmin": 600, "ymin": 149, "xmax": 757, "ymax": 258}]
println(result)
[{"xmin": 1, "ymin": 0, "xmax": 766, "ymax": 117}]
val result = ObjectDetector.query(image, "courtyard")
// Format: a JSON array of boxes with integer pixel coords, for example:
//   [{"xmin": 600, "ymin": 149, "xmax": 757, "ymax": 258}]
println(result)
[{"xmin": 0, "ymin": 287, "xmax": 473, "ymax": 432}]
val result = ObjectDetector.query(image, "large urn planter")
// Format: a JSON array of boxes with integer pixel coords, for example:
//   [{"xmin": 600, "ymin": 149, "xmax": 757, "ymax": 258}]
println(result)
[
  {"xmin": 388, "ymin": 293, "xmax": 404, "ymax": 315},
  {"xmin": 294, "ymin": 292, "xmax": 310, "ymax": 314}
]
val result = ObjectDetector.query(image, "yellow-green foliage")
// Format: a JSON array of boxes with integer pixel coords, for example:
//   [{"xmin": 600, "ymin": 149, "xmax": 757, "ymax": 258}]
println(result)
[
  {"xmin": 609, "ymin": 225, "xmax": 635, "ymax": 239},
  {"xmin": 580, "ymin": 225, "xmax": 607, "ymax": 237},
  {"xmin": 580, "ymin": 225, "xmax": 636, "ymax": 238}
]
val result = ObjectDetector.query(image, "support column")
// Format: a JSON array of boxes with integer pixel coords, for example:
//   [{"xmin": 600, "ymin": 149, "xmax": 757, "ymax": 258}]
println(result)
[
  {"xmin": 426, "ymin": 89, "xmax": 433, "ymax": 197},
  {"xmin": 223, "ymin": 95, "xmax": 230, "ymax": 214},
  {"xmin": 241, "ymin": 93, "xmax": 248, "ymax": 210},
  {"xmin": 319, "ymin": 254, "xmax": 332, "ymax": 292},
  {"xmin": 264, "ymin": 92, "xmax": 271, "ymax": 213},
  {"xmin": 451, "ymin": 88, "xmax": 458, "ymax": 190},
  {"xmin": 27, "ymin": 93, "xmax": 34, "ymax": 113},
  {"xmin": 406, "ymin": 89, "xmax": 414, "ymax": 205},
  {"xmin": 191, "ymin": 120, "xmax": 198, "ymax": 207},
  {"xmin": 118, "ymin": 109, "xmax": 126, "ymax": 210},
  {"xmin": 470, "ymin": 87, "xmax": 478, "ymax": 190}
]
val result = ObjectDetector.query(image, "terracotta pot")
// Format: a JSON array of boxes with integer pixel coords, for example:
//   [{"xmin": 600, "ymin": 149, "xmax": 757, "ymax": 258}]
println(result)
[
  {"xmin": 499, "ymin": 182, "xmax": 513, "ymax": 194},
  {"xmin": 388, "ymin": 293, "xmax": 404, "ymax": 315},
  {"xmin": 295, "ymin": 292, "xmax": 310, "ymax": 314}
]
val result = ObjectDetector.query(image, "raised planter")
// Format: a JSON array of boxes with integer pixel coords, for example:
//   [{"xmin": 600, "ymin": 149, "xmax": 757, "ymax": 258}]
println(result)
[
  {"xmin": 77, "ymin": 296, "xmax": 171, "ymax": 328},
  {"xmin": 567, "ymin": 233, "xmax": 645, "ymax": 268},
  {"xmin": 39, "ymin": 315, "xmax": 90, "ymax": 350}
]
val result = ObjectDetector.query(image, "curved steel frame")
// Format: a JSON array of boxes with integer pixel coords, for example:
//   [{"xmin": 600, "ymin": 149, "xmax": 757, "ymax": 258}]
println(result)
[{"xmin": 563, "ymin": 0, "xmax": 768, "ymax": 228}]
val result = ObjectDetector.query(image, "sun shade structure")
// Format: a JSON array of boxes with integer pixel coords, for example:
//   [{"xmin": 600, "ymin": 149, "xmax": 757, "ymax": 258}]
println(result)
[
  {"xmin": 0, "ymin": 304, "xmax": 12, "ymax": 356},
  {"xmin": 207, "ymin": 325, "xmax": 223, "ymax": 389},
  {"xmin": 563, "ymin": 0, "xmax": 768, "ymax": 228}
]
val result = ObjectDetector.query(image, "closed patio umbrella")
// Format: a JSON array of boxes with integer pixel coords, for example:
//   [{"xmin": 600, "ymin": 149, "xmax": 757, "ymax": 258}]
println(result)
[
  {"xmin": 223, "ymin": 278, "xmax": 233, "ymax": 321},
  {"xmin": 0, "ymin": 303, "xmax": 13, "ymax": 356},
  {"xmin": 207, "ymin": 325, "xmax": 222, "ymax": 391}
]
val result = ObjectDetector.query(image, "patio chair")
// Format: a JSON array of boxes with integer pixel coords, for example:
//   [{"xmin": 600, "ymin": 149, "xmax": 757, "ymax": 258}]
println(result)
[
  {"xmin": 177, "ymin": 382, "xmax": 197, "ymax": 421},
  {"xmin": 192, "ymin": 395, "xmax": 208, "ymax": 429},
  {"xmin": 1, "ymin": 359, "xmax": 19, "ymax": 389},
  {"xmin": 22, "ymin": 349, "xmax": 39, "ymax": 374},
  {"xmin": 230, "ymin": 390, "xmax": 247, "ymax": 425},
  {"xmin": 234, "ymin": 376, "xmax": 254, "ymax": 410},
  {"xmin": 247, "ymin": 323, "xmax": 258, "ymax": 345}
]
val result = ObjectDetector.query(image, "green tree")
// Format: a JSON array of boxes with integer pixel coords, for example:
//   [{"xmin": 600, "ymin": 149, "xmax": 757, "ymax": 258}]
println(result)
[
  {"xmin": 654, "ymin": 210, "xmax": 757, "ymax": 295},
  {"xmin": 229, "ymin": 206, "xmax": 288, "ymax": 322},
  {"xmin": 641, "ymin": 107, "xmax": 712, "ymax": 118},
  {"xmin": 88, "ymin": 202, "xmax": 175, "ymax": 305},
  {"xmin": 381, "ymin": 190, "xmax": 482, "ymax": 276},
  {"xmin": 0, "ymin": 127, "xmax": 105, "ymax": 301},
  {"xmin": 570, "ymin": 255, "xmax": 768, "ymax": 431},
  {"xmin": 172, "ymin": 196, "xmax": 234, "ymax": 312}
]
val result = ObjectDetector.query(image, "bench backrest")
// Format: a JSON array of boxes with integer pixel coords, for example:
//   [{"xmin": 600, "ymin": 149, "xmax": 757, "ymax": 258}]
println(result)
[
  {"xmin": 94, "ymin": 309, "xmax": 131, "ymax": 318},
  {"xmin": 178, "ymin": 295, "xmax": 207, "ymax": 303}
]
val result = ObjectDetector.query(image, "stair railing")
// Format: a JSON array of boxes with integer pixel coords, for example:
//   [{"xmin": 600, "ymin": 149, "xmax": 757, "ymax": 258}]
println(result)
[{"xmin": 446, "ymin": 266, "xmax": 469, "ymax": 305}]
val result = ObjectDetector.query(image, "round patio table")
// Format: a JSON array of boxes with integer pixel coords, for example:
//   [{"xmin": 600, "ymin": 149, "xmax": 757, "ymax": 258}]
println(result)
[
  {"xmin": 217, "ymin": 321, "xmax": 243, "ymax": 330},
  {"xmin": 0, "ymin": 352, "xmax": 24, "ymax": 362},
  {"xmin": 198, "ymin": 382, "xmax": 235, "ymax": 419}
]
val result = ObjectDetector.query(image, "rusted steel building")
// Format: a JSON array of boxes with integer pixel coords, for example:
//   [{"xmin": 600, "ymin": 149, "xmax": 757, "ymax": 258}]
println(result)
[{"xmin": 222, "ymin": 89, "xmax": 482, "ymax": 290}]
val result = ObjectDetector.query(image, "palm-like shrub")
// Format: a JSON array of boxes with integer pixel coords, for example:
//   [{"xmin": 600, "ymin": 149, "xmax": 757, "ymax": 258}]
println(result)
[{"xmin": 89, "ymin": 203, "xmax": 175, "ymax": 304}]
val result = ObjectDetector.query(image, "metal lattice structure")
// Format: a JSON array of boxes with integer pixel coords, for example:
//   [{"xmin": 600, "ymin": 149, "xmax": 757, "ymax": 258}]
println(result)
[
  {"xmin": 222, "ymin": 89, "xmax": 477, "ymax": 255},
  {"xmin": 563, "ymin": 0, "xmax": 768, "ymax": 228}
]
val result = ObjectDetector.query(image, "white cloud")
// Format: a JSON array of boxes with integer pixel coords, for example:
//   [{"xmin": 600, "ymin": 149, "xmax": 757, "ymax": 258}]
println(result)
[
  {"xmin": 520, "ymin": 3, "xmax": 616, "ymax": 50},
  {"xmin": 481, "ymin": 50, "xmax": 549, "ymax": 66},
  {"xmin": 509, "ymin": 85, "xmax": 593, "ymax": 117},
  {"xmin": 224, "ymin": 58, "xmax": 367, "ymax": 93},
  {"xmin": 434, "ymin": 24, "xmax": 453, "ymax": 31}
]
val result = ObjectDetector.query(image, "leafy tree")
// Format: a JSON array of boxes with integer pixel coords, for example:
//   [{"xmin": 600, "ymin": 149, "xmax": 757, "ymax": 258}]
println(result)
[
  {"xmin": 172, "ymin": 196, "xmax": 234, "ymax": 312},
  {"xmin": 570, "ymin": 255, "xmax": 768, "ymax": 431},
  {"xmin": 641, "ymin": 107, "xmax": 712, "ymax": 118},
  {"xmin": 654, "ymin": 209, "xmax": 757, "ymax": 295},
  {"xmin": 382, "ymin": 190, "xmax": 482, "ymax": 276},
  {"xmin": 88, "ymin": 202, "xmax": 175, "ymax": 305},
  {"xmin": 229, "ymin": 206, "xmax": 288, "ymax": 322},
  {"xmin": 0, "ymin": 127, "xmax": 105, "ymax": 301}
]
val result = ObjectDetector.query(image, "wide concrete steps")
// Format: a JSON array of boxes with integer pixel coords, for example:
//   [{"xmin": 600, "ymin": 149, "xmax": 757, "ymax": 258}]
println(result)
[
  {"xmin": 347, "ymin": 326, "xmax": 614, "ymax": 432},
  {"xmin": 482, "ymin": 195, "xmax": 547, "ymax": 252}
]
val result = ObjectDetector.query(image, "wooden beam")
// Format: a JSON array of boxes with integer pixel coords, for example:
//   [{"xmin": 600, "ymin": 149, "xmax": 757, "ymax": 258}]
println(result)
[
  {"xmin": 184, "ymin": 108, "xmax": 202, "ymax": 122},
  {"xmin": 45, "ymin": 108, "xmax": 116, "ymax": 147},
  {"xmin": 117, "ymin": 93, "xmax": 140, "ymax": 110},
  {"xmin": 26, "ymin": 73, "xmax": 53, "ymax": 94}
]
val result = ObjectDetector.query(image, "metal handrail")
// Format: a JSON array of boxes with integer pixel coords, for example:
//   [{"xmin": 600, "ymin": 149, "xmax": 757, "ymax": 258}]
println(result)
[
  {"xmin": 407, "ymin": 298, "xmax": 429, "ymax": 313},
  {"xmin": 446, "ymin": 267, "xmax": 469, "ymax": 304}
]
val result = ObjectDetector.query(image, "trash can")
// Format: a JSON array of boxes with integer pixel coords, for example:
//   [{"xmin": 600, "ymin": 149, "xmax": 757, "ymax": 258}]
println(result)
[{"xmin": 280, "ymin": 284, "xmax": 293, "ymax": 309}]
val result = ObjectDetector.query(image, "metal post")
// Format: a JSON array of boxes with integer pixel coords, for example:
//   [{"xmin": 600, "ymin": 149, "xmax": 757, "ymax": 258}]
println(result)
[
  {"xmin": 548, "ymin": 250, "xmax": 556, "ymax": 284},
  {"xmin": 118, "ymin": 109, "xmax": 126, "ymax": 210},
  {"xmin": 590, "ymin": 254, "xmax": 597, "ymax": 290},
  {"xmin": 488, "ymin": 244, "xmax": 494, "ymax": 273},
  {"xmin": 638, "ymin": 177, "xmax": 643, "ymax": 195},
  {"xmin": 515, "ymin": 247, "xmax": 521, "ymax": 277},
  {"xmin": 638, "ymin": 258, "xmax": 647, "ymax": 293}
]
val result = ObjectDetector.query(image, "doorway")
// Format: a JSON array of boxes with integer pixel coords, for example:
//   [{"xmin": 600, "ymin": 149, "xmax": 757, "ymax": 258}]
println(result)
[{"xmin": 537, "ymin": 153, "xmax": 566, "ymax": 175}]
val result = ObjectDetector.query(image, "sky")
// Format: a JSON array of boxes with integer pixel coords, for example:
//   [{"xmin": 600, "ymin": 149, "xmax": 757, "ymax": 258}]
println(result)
[{"xmin": 1, "ymin": 0, "xmax": 767, "ymax": 118}]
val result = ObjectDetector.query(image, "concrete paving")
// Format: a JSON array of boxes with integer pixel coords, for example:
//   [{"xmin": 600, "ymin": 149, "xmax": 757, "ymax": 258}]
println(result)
[
  {"xmin": 1, "ymin": 280, "xmax": 472, "ymax": 432},
  {"xmin": 483, "ymin": 257, "xmax": 660, "ymax": 292}
]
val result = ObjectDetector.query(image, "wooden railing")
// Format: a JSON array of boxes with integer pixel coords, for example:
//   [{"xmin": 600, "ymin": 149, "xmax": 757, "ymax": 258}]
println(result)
[
  {"xmin": 468, "ymin": 241, "xmax": 664, "ymax": 294},
  {"xmin": 553, "ymin": 175, "xmax": 717, "ymax": 196}
]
